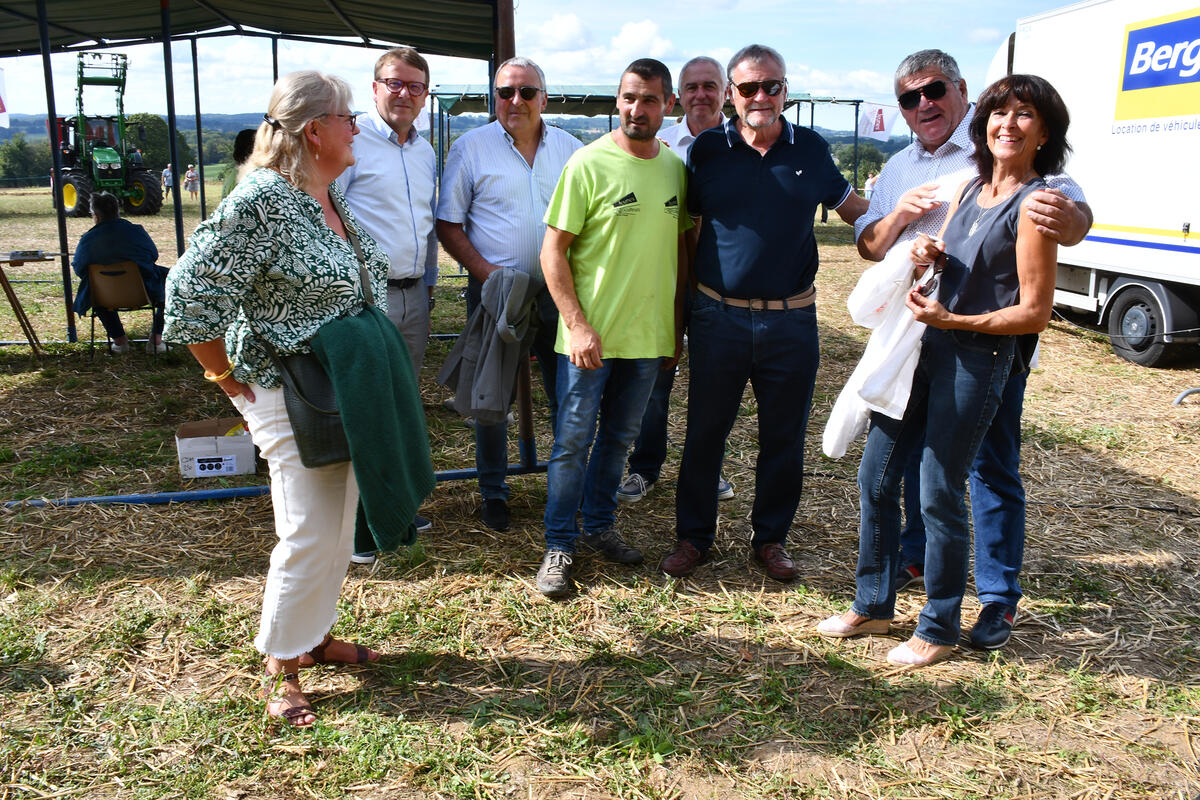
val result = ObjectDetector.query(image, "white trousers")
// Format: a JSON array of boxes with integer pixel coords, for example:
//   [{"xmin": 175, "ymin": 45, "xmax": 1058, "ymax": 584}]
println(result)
[{"xmin": 231, "ymin": 385, "xmax": 359, "ymax": 660}]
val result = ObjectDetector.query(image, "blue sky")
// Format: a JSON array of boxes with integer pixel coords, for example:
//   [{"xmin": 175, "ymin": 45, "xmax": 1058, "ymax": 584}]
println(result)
[{"xmin": 2, "ymin": 0, "xmax": 1076, "ymax": 132}]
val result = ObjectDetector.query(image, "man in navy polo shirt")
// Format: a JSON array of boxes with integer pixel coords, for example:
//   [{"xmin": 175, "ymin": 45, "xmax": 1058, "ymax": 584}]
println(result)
[{"xmin": 661, "ymin": 43, "xmax": 868, "ymax": 582}]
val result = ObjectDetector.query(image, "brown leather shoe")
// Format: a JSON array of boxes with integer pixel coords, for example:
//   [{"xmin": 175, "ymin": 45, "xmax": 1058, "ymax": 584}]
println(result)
[
  {"xmin": 753, "ymin": 543, "xmax": 796, "ymax": 582},
  {"xmin": 660, "ymin": 540, "xmax": 708, "ymax": 577}
]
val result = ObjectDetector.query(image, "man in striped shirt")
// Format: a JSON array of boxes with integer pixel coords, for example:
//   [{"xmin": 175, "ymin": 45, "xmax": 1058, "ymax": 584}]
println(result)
[{"xmin": 436, "ymin": 57, "xmax": 582, "ymax": 533}]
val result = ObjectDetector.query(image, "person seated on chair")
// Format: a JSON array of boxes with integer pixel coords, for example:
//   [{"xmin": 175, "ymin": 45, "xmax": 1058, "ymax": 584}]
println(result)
[{"xmin": 72, "ymin": 192, "xmax": 169, "ymax": 354}]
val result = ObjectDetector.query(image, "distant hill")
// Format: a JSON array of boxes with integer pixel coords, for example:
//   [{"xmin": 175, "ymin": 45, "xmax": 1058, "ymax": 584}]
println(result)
[
  {"xmin": 1, "ymin": 112, "xmax": 268, "ymax": 142},
  {"xmin": 3, "ymin": 112, "xmax": 912, "ymax": 154}
]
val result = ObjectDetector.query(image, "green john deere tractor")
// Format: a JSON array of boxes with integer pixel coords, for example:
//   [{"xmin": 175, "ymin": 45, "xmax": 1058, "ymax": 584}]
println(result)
[{"xmin": 56, "ymin": 52, "xmax": 162, "ymax": 217}]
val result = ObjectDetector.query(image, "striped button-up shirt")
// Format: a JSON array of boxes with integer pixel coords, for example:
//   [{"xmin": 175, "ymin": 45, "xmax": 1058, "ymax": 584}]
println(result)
[
  {"xmin": 337, "ymin": 108, "xmax": 439, "ymax": 284},
  {"xmin": 855, "ymin": 104, "xmax": 1084, "ymax": 244},
  {"xmin": 437, "ymin": 120, "xmax": 581, "ymax": 279}
]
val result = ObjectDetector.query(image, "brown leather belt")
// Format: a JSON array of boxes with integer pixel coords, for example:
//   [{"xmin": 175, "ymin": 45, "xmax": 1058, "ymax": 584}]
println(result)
[{"xmin": 698, "ymin": 282, "xmax": 816, "ymax": 311}]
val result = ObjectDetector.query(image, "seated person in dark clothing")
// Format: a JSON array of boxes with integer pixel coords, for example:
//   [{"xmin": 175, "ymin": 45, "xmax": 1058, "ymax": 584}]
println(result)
[{"xmin": 72, "ymin": 192, "xmax": 170, "ymax": 354}]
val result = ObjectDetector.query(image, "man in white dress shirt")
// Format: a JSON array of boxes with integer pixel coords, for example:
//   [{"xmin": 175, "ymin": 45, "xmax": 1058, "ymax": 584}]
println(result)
[
  {"xmin": 338, "ymin": 46, "xmax": 438, "ymax": 375},
  {"xmin": 436, "ymin": 57, "xmax": 582, "ymax": 532},
  {"xmin": 338, "ymin": 46, "xmax": 438, "ymax": 560},
  {"xmin": 616, "ymin": 55, "xmax": 733, "ymax": 506}
]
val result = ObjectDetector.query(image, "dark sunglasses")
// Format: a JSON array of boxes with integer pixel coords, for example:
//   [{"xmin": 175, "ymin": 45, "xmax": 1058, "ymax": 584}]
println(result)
[
  {"xmin": 898, "ymin": 80, "xmax": 948, "ymax": 110},
  {"xmin": 731, "ymin": 79, "xmax": 786, "ymax": 98},
  {"xmin": 496, "ymin": 85, "xmax": 541, "ymax": 101}
]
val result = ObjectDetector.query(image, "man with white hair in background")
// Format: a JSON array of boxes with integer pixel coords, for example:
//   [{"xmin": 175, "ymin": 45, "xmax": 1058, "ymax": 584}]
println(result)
[
  {"xmin": 844, "ymin": 48, "xmax": 1090, "ymax": 651},
  {"xmin": 436, "ymin": 56, "xmax": 582, "ymax": 533},
  {"xmin": 617, "ymin": 54, "xmax": 734, "ymax": 507},
  {"xmin": 338, "ymin": 46, "xmax": 439, "ymax": 561}
]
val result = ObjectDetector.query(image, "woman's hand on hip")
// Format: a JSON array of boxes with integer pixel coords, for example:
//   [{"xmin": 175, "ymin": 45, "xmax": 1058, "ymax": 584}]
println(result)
[{"xmin": 218, "ymin": 377, "xmax": 255, "ymax": 403}]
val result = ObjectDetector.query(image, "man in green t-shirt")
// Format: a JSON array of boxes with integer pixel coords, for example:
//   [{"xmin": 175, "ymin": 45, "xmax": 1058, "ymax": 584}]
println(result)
[{"xmin": 536, "ymin": 57, "xmax": 692, "ymax": 598}]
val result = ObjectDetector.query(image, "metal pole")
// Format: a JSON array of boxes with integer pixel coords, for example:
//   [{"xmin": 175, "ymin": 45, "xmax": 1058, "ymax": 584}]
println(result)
[
  {"xmin": 36, "ymin": 0, "xmax": 77, "ymax": 342},
  {"xmin": 160, "ymin": 1, "xmax": 185, "ymax": 255},
  {"xmin": 271, "ymin": 37, "xmax": 279, "ymax": 83},
  {"xmin": 191, "ymin": 38, "xmax": 208, "ymax": 219},
  {"xmin": 853, "ymin": 102, "xmax": 860, "ymax": 192}
]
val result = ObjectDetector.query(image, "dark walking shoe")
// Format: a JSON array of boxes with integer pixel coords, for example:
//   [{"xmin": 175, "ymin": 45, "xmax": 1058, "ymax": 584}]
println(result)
[
  {"xmin": 536, "ymin": 550, "xmax": 574, "ymax": 597},
  {"xmin": 660, "ymin": 540, "xmax": 708, "ymax": 578},
  {"xmin": 895, "ymin": 563, "xmax": 924, "ymax": 592},
  {"xmin": 580, "ymin": 527, "xmax": 643, "ymax": 564},
  {"xmin": 969, "ymin": 604, "xmax": 1017, "ymax": 650},
  {"xmin": 480, "ymin": 499, "xmax": 510, "ymax": 532},
  {"xmin": 753, "ymin": 542, "xmax": 797, "ymax": 582}
]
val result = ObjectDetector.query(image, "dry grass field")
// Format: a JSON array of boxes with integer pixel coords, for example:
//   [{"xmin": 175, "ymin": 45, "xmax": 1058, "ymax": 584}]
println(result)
[{"xmin": 1, "ymin": 185, "xmax": 1198, "ymax": 799}]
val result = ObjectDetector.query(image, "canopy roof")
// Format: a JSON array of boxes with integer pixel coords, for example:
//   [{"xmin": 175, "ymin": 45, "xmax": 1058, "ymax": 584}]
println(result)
[{"xmin": 0, "ymin": 0, "xmax": 500, "ymax": 60}]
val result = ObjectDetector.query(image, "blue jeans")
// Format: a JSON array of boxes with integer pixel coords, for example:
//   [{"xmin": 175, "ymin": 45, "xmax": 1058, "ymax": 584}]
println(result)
[
  {"xmin": 853, "ymin": 328, "xmax": 1015, "ymax": 646},
  {"xmin": 466, "ymin": 279, "xmax": 560, "ymax": 501},
  {"xmin": 899, "ymin": 367, "xmax": 1028, "ymax": 607},
  {"xmin": 543, "ymin": 355, "xmax": 661, "ymax": 552},
  {"xmin": 626, "ymin": 364, "xmax": 675, "ymax": 482},
  {"xmin": 676, "ymin": 290, "xmax": 819, "ymax": 551},
  {"xmin": 627, "ymin": 291, "xmax": 692, "ymax": 483}
]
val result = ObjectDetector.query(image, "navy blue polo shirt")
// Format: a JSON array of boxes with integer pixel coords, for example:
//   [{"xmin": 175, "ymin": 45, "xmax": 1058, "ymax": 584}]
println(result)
[{"xmin": 688, "ymin": 117, "xmax": 851, "ymax": 299}]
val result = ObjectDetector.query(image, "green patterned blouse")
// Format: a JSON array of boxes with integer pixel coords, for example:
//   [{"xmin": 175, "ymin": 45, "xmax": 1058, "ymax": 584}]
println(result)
[{"xmin": 164, "ymin": 168, "xmax": 389, "ymax": 389}]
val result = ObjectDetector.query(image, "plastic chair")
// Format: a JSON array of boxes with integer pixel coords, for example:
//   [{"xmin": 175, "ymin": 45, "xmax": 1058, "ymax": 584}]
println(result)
[{"xmin": 87, "ymin": 261, "xmax": 161, "ymax": 360}]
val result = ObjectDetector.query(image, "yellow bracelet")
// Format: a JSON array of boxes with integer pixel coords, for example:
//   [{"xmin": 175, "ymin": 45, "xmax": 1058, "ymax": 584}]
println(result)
[{"xmin": 203, "ymin": 364, "xmax": 235, "ymax": 382}]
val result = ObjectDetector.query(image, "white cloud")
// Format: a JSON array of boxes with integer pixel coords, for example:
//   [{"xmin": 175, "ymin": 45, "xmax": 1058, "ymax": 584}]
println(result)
[
  {"xmin": 522, "ymin": 13, "xmax": 591, "ymax": 53},
  {"xmin": 967, "ymin": 27, "xmax": 1004, "ymax": 44}
]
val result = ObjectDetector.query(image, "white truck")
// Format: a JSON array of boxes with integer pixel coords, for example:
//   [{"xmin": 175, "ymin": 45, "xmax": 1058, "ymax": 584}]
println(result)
[{"xmin": 988, "ymin": 0, "xmax": 1200, "ymax": 366}]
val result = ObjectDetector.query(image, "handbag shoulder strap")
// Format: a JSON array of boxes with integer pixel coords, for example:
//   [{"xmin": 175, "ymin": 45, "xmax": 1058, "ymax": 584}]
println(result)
[{"xmin": 329, "ymin": 190, "xmax": 375, "ymax": 308}]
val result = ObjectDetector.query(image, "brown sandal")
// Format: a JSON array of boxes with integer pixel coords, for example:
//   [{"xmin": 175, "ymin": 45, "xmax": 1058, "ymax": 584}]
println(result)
[
  {"xmin": 263, "ymin": 671, "xmax": 317, "ymax": 727},
  {"xmin": 306, "ymin": 634, "xmax": 379, "ymax": 665}
]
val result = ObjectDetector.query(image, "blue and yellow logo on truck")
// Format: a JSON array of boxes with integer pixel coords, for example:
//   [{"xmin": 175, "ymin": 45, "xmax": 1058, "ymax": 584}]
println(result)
[{"xmin": 1115, "ymin": 8, "xmax": 1200, "ymax": 120}]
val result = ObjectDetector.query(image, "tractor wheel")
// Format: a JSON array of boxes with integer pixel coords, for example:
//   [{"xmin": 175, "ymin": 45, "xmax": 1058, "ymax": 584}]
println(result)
[
  {"xmin": 124, "ymin": 170, "xmax": 163, "ymax": 215},
  {"xmin": 61, "ymin": 171, "xmax": 93, "ymax": 217}
]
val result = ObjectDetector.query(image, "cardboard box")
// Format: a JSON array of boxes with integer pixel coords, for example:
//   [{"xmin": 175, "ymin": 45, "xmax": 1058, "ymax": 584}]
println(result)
[{"xmin": 176, "ymin": 417, "xmax": 256, "ymax": 478}]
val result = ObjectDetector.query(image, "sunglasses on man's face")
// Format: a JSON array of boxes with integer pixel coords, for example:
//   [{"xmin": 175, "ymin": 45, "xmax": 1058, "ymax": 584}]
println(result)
[
  {"xmin": 496, "ymin": 85, "xmax": 541, "ymax": 101},
  {"xmin": 898, "ymin": 80, "xmax": 948, "ymax": 110},
  {"xmin": 731, "ymin": 79, "xmax": 786, "ymax": 98}
]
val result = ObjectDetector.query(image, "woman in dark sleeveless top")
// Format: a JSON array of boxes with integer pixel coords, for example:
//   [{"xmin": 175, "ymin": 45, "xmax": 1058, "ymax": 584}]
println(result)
[{"xmin": 819, "ymin": 75, "xmax": 1071, "ymax": 667}]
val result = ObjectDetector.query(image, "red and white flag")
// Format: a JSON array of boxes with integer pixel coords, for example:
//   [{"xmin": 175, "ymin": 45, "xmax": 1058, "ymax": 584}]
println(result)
[
  {"xmin": 0, "ymin": 68, "xmax": 9, "ymax": 128},
  {"xmin": 857, "ymin": 102, "xmax": 898, "ymax": 142}
]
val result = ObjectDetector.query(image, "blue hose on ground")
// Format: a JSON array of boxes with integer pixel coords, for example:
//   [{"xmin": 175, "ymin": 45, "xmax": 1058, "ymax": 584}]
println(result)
[{"xmin": 4, "ymin": 485, "xmax": 270, "ymax": 508}]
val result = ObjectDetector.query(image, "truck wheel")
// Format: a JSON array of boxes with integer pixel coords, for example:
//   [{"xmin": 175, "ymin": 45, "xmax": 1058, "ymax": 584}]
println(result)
[
  {"xmin": 1107, "ymin": 287, "xmax": 1178, "ymax": 367},
  {"xmin": 61, "ymin": 171, "xmax": 93, "ymax": 217},
  {"xmin": 124, "ymin": 170, "xmax": 163, "ymax": 215}
]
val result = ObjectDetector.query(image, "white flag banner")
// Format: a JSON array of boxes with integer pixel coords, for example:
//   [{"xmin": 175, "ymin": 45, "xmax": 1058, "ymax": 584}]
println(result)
[
  {"xmin": 0, "ymin": 68, "xmax": 9, "ymax": 128},
  {"xmin": 857, "ymin": 102, "xmax": 899, "ymax": 142}
]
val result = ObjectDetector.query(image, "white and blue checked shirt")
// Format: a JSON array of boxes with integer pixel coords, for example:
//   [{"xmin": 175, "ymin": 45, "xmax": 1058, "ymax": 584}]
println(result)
[
  {"xmin": 437, "ymin": 120, "xmax": 581, "ymax": 279},
  {"xmin": 855, "ymin": 104, "xmax": 1085, "ymax": 245}
]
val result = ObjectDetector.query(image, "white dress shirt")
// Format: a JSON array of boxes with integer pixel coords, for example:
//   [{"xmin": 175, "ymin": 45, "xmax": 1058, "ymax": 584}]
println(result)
[
  {"xmin": 658, "ymin": 113, "xmax": 726, "ymax": 163},
  {"xmin": 437, "ymin": 120, "xmax": 581, "ymax": 279},
  {"xmin": 855, "ymin": 104, "xmax": 1084, "ymax": 244},
  {"xmin": 337, "ymin": 107, "xmax": 438, "ymax": 284}
]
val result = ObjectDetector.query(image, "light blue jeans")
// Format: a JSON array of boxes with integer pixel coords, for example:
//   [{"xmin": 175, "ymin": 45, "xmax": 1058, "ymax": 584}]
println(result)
[{"xmin": 543, "ymin": 355, "xmax": 660, "ymax": 552}]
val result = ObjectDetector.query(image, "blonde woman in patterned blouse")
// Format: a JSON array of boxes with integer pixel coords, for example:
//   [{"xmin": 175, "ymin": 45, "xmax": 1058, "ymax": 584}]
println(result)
[{"xmin": 164, "ymin": 71, "xmax": 389, "ymax": 727}]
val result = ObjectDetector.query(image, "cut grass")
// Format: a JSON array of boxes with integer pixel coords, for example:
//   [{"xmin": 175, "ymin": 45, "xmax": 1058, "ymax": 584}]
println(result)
[{"xmin": 1, "ymin": 191, "xmax": 1199, "ymax": 798}]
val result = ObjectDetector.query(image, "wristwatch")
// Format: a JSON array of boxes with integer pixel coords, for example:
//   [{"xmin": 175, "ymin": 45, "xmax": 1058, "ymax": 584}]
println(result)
[{"xmin": 428, "ymin": 296, "xmax": 436, "ymax": 310}]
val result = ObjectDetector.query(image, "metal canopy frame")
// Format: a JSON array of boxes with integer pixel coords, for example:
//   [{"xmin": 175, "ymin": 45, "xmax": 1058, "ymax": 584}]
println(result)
[{"xmin": 7, "ymin": 0, "xmax": 540, "ymax": 492}]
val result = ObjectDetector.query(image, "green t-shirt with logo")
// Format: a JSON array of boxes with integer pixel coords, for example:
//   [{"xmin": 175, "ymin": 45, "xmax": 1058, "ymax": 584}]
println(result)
[{"xmin": 543, "ymin": 133, "xmax": 691, "ymax": 359}]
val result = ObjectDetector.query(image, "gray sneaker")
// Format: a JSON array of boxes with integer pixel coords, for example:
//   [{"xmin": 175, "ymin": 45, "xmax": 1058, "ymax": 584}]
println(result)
[
  {"xmin": 616, "ymin": 473, "xmax": 653, "ymax": 503},
  {"xmin": 536, "ymin": 550, "xmax": 574, "ymax": 597},
  {"xmin": 580, "ymin": 527, "xmax": 644, "ymax": 565},
  {"xmin": 717, "ymin": 475, "xmax": 735, "ymax": 501}
]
